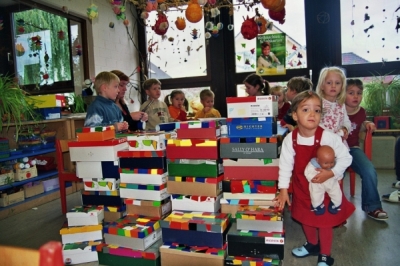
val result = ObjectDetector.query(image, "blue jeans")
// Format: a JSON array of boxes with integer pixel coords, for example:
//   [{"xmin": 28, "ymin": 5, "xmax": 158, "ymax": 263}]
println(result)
[
  {"xmin": 349, "ymin": 147, "xmax": 382, "ymax": 212},
  {"xmin": 396, "ymin": 138, "xmax": 400, "ymax": 181}
]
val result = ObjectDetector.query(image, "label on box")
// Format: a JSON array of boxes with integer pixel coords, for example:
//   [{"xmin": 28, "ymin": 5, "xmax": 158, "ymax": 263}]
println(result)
[{"xmin": 265, "ymin": 237, "xmax": 285, "ymax": 245}]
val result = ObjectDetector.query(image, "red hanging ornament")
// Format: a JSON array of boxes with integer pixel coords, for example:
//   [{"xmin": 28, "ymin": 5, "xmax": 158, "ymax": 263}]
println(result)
[
  {"xmin": 43, "ymin": 73, "xmax": 49, "ymax": 80},
  {"xmin": 268, "ymin": 8, "xmax": 286, "ymax": 24},
  {"xmin": 241, "ymin": 16, "xmax": 258, "ymax": 40},
  {"xmin": 152, "ymin": 12, "xmax": 169, "ymax": 36},
  {"xmin": 75, "ymin": 44, "xmax": 82, "ymax": 56},
  {"xmin": 58, "ymin": 30, "xmax": 65, "ymax": 40}
]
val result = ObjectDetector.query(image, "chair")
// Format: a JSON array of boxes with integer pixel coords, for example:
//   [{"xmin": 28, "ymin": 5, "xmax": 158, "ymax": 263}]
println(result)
[
  {"xmin": 347, "ymin": 129, "xmax": 373, "ymax": 197},
  {"xmin": 0, "ymin": 241, "xmax": 64, "ymax": 266},
  {"xmin": 55, "ymin": 139, "xmax": 81, "ymax": 214}
]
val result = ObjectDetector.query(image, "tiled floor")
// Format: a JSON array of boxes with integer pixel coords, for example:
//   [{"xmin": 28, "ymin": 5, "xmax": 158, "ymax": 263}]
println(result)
[{"xmin": 0, "ymin": 169, "xmax": 398, "ymax": 266}]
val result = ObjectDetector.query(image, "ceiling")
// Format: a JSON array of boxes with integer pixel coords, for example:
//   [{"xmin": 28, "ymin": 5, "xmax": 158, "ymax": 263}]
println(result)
[{"xmin": 0, "ymin": 0, "xmax": 17, "ymax": 7}]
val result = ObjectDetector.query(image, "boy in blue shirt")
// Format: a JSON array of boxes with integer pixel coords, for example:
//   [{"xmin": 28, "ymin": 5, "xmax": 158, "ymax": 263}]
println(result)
[{"xmin": 84, "ymin": 71, "xmax": 128, "ymax": 132}]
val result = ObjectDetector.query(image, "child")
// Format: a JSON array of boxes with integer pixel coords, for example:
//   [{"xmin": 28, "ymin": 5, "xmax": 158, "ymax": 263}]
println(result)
[
  {"xmin": 305, "ymin": 145, "xmax": 342, "ymax": 215},
  {"xmin": 281, "ymin": 76, "xmax": 313, "ymax": 131},
  {"xmin": 345, "ymin": 78, "xmax": 388, "ymax": 220},
  {"xmin": 164, "ymin": 90, "xmax": 187, "ymax": 121},
  {"xmin": 84, "ymin": 71, "xmax": 128, "ymax": 132},
  {"xmin": 274, "ymin": 90, "xmax": 354, "ymax": 266},
  {"xmin": 316, "ymin": 67, "xmax": 351, "ymax": 144},
  {"xmin": 270, "ymin": 85, "xmax": 291, "ymax": 120},
  {"xmin": 194, "ymin": 89, "xmax": 221, "ymax": 119},
  {"xmin": 243, "ymin": 73, "xmax": 270, "ymax": 96},
  {"xmin": 140, "ymin": 78, "xmax": 175, "ymax": 130}
]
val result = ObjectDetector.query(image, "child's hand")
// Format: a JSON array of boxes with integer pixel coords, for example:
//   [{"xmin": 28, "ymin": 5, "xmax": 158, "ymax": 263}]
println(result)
[
  {"xmin": 282, "ymin": 124, "xmax": 295, "ymax": 132},
  {"xmin": 116, "ymin": 121, "xmax": 129, "ymax": 131},
  {"xmin": 130, "ymin": 111, "xmax": 144, "ymax": 121},
  {"xmin": 341, "ymin": 127, "xmax": 349, "ymax": 140},
  {"xmin": 312, "ymin": 169, "xmax": 334, "ymax": 183},
  {"xmin": 273, "ymin": 189, "xmax": 291, "ymax": 211},
  {"xmin": 365, "ymin": 122, "xmax": 376, "ymax": 132}
]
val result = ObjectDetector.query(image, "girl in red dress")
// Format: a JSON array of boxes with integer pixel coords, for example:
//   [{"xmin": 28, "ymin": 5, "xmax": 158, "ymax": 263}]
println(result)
[{"xmin": 274, "ymin": 91, "xmax": 355, "ymax": 266}]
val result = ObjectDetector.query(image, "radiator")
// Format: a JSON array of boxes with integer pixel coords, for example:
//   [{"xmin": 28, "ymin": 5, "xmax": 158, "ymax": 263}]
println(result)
[{"xmin": 371, "ymin": 136, "xmax": 396, "ymax": 169}]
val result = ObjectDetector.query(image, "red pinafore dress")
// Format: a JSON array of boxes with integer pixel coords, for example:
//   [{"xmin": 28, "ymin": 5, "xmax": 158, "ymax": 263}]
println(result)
[{"xmin": 291, "ymin": 126, "xmax": 355, "ymax": 228}]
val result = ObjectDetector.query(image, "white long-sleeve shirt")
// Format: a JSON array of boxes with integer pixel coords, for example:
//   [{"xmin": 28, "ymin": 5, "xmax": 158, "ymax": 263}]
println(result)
[{"xmin": 278, "ymin": 130, "xmax": 352, "ymax": 189}]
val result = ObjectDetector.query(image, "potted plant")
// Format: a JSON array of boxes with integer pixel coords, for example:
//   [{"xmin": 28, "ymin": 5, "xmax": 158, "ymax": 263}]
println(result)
[
  {"xmin": 0, "ymin": 75, "xmax": 40, "ymax": 140},
  {"xmin": 67, "ymin": 93, "xmax": 86, "ymax": 113}
]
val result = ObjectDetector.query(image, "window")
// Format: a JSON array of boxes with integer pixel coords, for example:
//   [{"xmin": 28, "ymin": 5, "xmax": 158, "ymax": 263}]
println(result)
[
  {"xmin": 160, "ymin": 87, "xmax": 209, "ymax": 117},
  {"xmin": 340, "ymin": 0, "xmax": 400, "ymax": 65}
]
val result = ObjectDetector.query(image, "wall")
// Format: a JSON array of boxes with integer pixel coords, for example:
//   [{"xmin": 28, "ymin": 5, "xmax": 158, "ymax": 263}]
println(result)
[{"xmin": 38, "ymin": 0, "xmax": 141, "ymax": 111}]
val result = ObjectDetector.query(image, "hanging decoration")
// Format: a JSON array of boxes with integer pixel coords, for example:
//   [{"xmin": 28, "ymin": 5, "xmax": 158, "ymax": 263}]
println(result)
[
  {"xmin": 15, "ymin": 43, "xmax": 25, "ymax": 57},
  {"xmin": 16, "ymin": 19, "xmax": 25, "ymax": 33},
  {"xmin": 30, "ymin": 35, "xmax": 42, "ymax": 52},
  {"xmin": 152, "ymin": 12, "xmax": 169, "ymax": 35},
  {"xmin": 146, "ymin": 0, "xmax": 158, "ymax": 12},
  {"xmin": 268, "ymin": 8, "xmax": 285, "ymax": 24},
  {"xmin": 175, "ymin": 17, "xmax": 186, "ymax": 30},
  {"xmin": 58, "ymin": 30, "xmax": 65, "ymax": 40},
  {"xmin": 76, "ymin": 44, "xmax": 82, "ymax": 56},
  {"xmin": 241, "ymin": 16, "xmax": 258, "ymax": 40},
  {"xmin": 87, "ymin": 4, "xmax": 99, "ymax": 20},
  {"xmin": 113, "ymin": 4, "xmax": 126, "ymax": 20},
  {"xmin": 260, "ymin": 0, "xmax": 285, "ymax": 12},
  {"xmin": 185, "ymin": 0, "xmax": 203, "ymax": 23},
  {"xmin": 62, "ymin": 6, "xmax": 69, "ymax": 14}
]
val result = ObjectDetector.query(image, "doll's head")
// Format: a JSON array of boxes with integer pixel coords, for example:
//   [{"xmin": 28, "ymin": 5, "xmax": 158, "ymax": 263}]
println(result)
[{"xmin": 316, "ymin": 145, "xmax": 335, "ymax": 170}]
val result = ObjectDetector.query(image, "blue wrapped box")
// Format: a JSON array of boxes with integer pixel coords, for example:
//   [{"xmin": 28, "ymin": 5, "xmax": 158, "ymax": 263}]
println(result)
[{"xmin": 226, "ymin": 118, "xmax": 277, "ymax": 138}]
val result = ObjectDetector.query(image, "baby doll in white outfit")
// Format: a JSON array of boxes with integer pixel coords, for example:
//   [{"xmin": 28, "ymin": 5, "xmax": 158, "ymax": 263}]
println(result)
[{"xmin": 304, "ymin": 145, "xmax": 342, "ymax": 215}]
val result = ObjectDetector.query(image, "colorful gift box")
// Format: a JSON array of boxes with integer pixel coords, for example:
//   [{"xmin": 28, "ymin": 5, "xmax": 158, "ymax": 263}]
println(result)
[
  {"xmin": 236, "ymin": 206, "xmax": 283, "ymax": 232},
  {"xmin": 117, "ymin": 150, "xmax": 166, "ymax": 158},
  {"xmin": 170, "ymin": 194, "xmax": 222, "ymax": 213},
  {"xmin": 119, "ymin": 183, "xmax": 169, "ymax": 201},
  {"xmin": 59, "ymin": 222, "xmax": 103, "ymax": 244},
  {"xmin": 220, "ymin": 136, "xmax": 280, "ymax": 159},
  {"xmin": 125, "ymin": 198, "xmax": 172, "ymax": 218},
  {"xmin": 81, "ymin": 191, "xmax": 124, "ymax": 207},
  {"xmin": 160, "ymin": 243, "xmax": 225, "ymax": 266},
  {"xmin": 222, "ymin": 180, "xmax": 277, "ymax": 194},
  {"xmin": 223, "ymin": 159, "xmax": 279, "ymax": 181},
  {"xmin": 120, "ymin": 169, "xmax": 167, "ymax": 185},
  {"xmin": 103, "ymin": 216, "xmax": 162, "ymax": 250},
  {"xmin": 167, "ymin": 175, "xmax": 223, "ymax": 197},
  {"xmin": 220, "ymin": 199, "xmax": 275, "ymax": 216},
  {"xmin": 119, "ymin": 157, "xmax": 167, "ymax": 170},
  {"xmin": 160, "ymin": 211, "xmax": 230, "ymax": 248},
  {"xmin": 126, "ymin": 133, "xmax": 167, "ymax": 151},
  {"xmin": 226, "ymin": 96, "xmax": 278, "ymax": 118},
  {"xmin": 83, "ymin": 178, "xmax": 119, "ymax": 191},
  {"xmin": 226, "ymin": 117, "xmax": 277, "ymax": 138},
  {"xmin": 97, "ymin": 239, "xmax": 162, "ymax": 266},
  {"xmin": 76, "ymin": 126, "xmax": 116, "ymax": 142},
  {"xmin": 227, "ymin": 223, "xmax": 284, "ymax": 260},
  {"xmin": 104, "ymin": 205, "xmax": 127, "ymax": 222},
  {"xmin": 68, "ymin": 138, "xmax": 128, "ymax": 162},
  {"xmin": 167, "ymin": 159, "xmax": 223, "ymax": 177},
  {"xmin": 177, "ymin": 127, "xmax": 221, "ymax": 139},
  {"xmin": 62, "ymin": 241, "xmax": 101, "ymax": 265},
  {"xmin": 166, "ymin": 139, "xmax": 219, "ymax": 159},
  {"xmin": 177, "ymin": 120, "xmax": 222, "ymax": 129},
  {"xmin": 76, "ymin": 161, "xmax": 120, "ymax": 179},
  {"xmin": 27, "ymin": 94, "xmax": 65, "ymax": 108},
  {"xmin": 66, "ymin": 205, "xmax": 104, "ymax": 226},
  {"xmin": 225, "ymin": 256, "xmax": 281, "ymax": 266}
]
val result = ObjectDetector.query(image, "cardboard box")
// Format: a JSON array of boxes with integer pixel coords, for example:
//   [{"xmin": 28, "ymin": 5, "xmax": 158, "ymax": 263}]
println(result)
[
  {"xmin": 226, "ymin": 117, "xmax": 277, "ymax": 138},
  {"xmin": 103, "ymin": 216, "xmax": 162, "ymax": 251},
  {"xmin": 76, "ymin": 126, "xmax": 116, "ymax": 142},
  {"xmin": 126, "ymin": 198, "xmax": 171, "ymax": 218},
  {"xmin": 104, "ymin": 210, "xmax": 126, "ymax": 222},
  {"xmin": 220, "ymin": 199, "xmax": 275, "ymax": 216},
  {"xmin": 171, "ymin": 194, "xmax": 222, "ymax": 212},
  {"xmin": 126, "ymin": 133, "xmax": 167, "ymax": 151},
  {"xmin": 0, "ymin": 190, "xmax": 24, "ymax": 207},
  {"xmin": 76, "ymin": 161, "xmax": 120, "ymax": 179},
  {"xmin": 23, "ymin": 181, "xmax": 44, "ymax": 198},
  {"xmin": 226, "ymin": 96, "xmax": 278, "ymax": 118},
  {"xmin": 68, "ymin": 138, "xmax": 128, "ymax": 162},
  {"xmin": 81, "ymin": 191, "xmax": 124, "ymax": 207},
  {"xmin": 167, "ymin": 159, "xmax": 223, "ymax": 177},
  {"xmin": 177, "ymin": 120, "xmax": 222, "ymax": 129},
  {"xmin": 14, "ymin": 166, "xmax": 38, "ymax": 181},
  {"xmin": 223, "ymin": 159, "xmax": 279, "ymax": 181},
  {"xmin": 160, "ymin": 244, "xmax": 225, "ymax": 266},
  {"xmin": 28, "ymin": 94, "xmax": 65, "ymax": 108},
  {"xmin": 97, "ymin": 240, "xmax": 162, "ymax": 266},
  {"xmin": 160, "ymin": 211, "xmax": 230, "ymax": 248},
  {"xmin": 42, "ymin": 177, "xmax": 60, "ymax": 192},
  {"xmin": 119, "ymin": 183, "xmax": 169, "ymax": 201},
  {"xmin": 118, "ymin": 150, "xmax": 166, "ymax": 158},
  {"xmin": 225, "ymin": 256, "xmax": 281, "ymax": 266},
  {"xmin": 59, "ymin": 222, "xmax": 103, "ymax": 244},
  {"xmin": 227, "ymin": 223, "xmax": 284, "ymax": 260},
  {"xmin": 119, "ymin": 157, "xmax": 167, "ymax": 170},
  {"xmin": 236, "ymin": 205, "xmax": 283, "ymax": 232},
  {"xmin": 223, "ymin": 192, "xmax": 275, "ymax": 200},
  {"xmin": 220, "ymin": 137, "xmax": 279, "ymax": 159},
  {"xmin": 120, "ymin": 171, "xmax": 167, "ymax": 185},
  {"xmin": 167, "ymin": 175, "xmax": 223, "ymax": 197},
  {"xmin": 66, "ymin": 206, "xmax": 104, "ymax": 226},
  {"xmin": 222, "ymin": 180, "xmax": 277, "ymax": 194},
  {"xmin": 83, "ymin": 178, "xmax": 119, "ymax": 192},
  {"xmin": 0, "ymin": 172, "xmax": 14, "ymax": 186},
  {"xmin": 177, "ymin": 127, "xmax": 221, "ymax": 139},
  {"xmin": 62, "ymin": 241, "xmax": 101, "ymax": 265},
  {"xmin": 39, "ymin": 107, "xmax": 61, "ymax": 120},
  {"xmin": 166, "ymin": 139, "xmax": 219, "ymax": 159}
]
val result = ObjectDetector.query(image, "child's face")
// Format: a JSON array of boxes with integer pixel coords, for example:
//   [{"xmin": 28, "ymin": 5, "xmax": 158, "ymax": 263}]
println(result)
[
  {"xmin": 244, "ymin": 82, "xmax": 261, "ymax": 96},
  {"xmin": 317, "ymin": 153, "xmax": 335, "ymax": 170},
  {"xmin": 292, "ymin": 97, "xmax": 322, "ymax": 131},
  {"xmin": 285, "ymin": 87, "xmax": 297, "ymax": 101},
  {"xmin": 103, "ymin": 80, "xmax": 120, "ymax": 100},
  {"xmin": 146, "ymin": 83, "xmax": 161, "ymax": 100},
  {"xmin": 262, "ymin": 46, "xmax": 271, "ymax": 56},
  {"xmin": 345, "ymin": 85, "xmax": 363, "ymax": 109},
  {"xmin": 201, "ymin": 96, "xmax": 214, "ymax": 108},
  {"xmin": 321, "ymin": 72, "xmax": 343, "ymax": 102},
  {"xmin": 117, "ymin": 80, "xmax": 128, "ymax": 100},
  {"xmin": 272, "ymin": 91, "xmax": 284, "ymax": 104},
  {"xmin": 172, "ymin": 93, "xmax": 185, "ymax": 109}
]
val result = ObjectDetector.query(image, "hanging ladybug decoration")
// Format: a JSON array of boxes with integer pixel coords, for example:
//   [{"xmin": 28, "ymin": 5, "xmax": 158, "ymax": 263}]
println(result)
[
  {"xmin": 269, "ymin": 8, "xmax": 286, "ymax": 24},
  {"xmin": 241, "ymin": 16, "xmax": 258, "ymax": 40},
  {"xmin": 175, "ymin": 17, "xmax": 186, "ymax": 30},
  {"xmin": 58, "ymin": 30, "xmax": 65, "ymax": 40},
  {"xmin": 152, "ymin": 12, "xmax": 169, "ymax": 36}
]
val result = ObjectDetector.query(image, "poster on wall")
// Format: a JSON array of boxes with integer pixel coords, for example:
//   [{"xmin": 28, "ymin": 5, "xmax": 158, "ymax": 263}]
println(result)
[{"xmin": 256, "ymin": 33, "xmax": 286, "ymax": 75}]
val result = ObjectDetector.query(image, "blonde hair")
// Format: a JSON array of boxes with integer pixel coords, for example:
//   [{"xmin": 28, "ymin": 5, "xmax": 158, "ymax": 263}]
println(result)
[
  {"xmin": 199, "ymin": 89, "xmax": 214, "ymax": 101},
  {"xmin": 94, "ymin": 71, "xmax": 119, "ymax": 94},
  {"xmin": 270, "ymin": 85, "xmax": 287, "ymax": 102},
  {"xmin": 143, "ymin": 78, "xmax": 161, "ymax": 90},
  {"xmin": 316, "ymin": 66, "xmax": 347, "ymax": 105}
]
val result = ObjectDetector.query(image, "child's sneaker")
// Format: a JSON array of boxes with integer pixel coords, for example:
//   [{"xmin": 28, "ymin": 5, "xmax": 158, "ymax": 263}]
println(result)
[
  {"xmin": 292, "ymin": 241, "xmax": 320, "ymax": 258},
  {"xmin": 311, "ymin": 203, "xmax": 325, "ymax": 215},
  {"xmin": 317, "ymin": 254, "xmax": 334, "ymax": 266},
  {"xmin": 328, "ymin": 201, "xmax": 341, "ymax": 214}
]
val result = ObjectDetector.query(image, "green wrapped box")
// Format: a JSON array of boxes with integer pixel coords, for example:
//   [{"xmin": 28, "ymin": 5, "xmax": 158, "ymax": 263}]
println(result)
[{"xmin": 167, "ymin": 159, "xmax": 223, "ymax": 177}]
